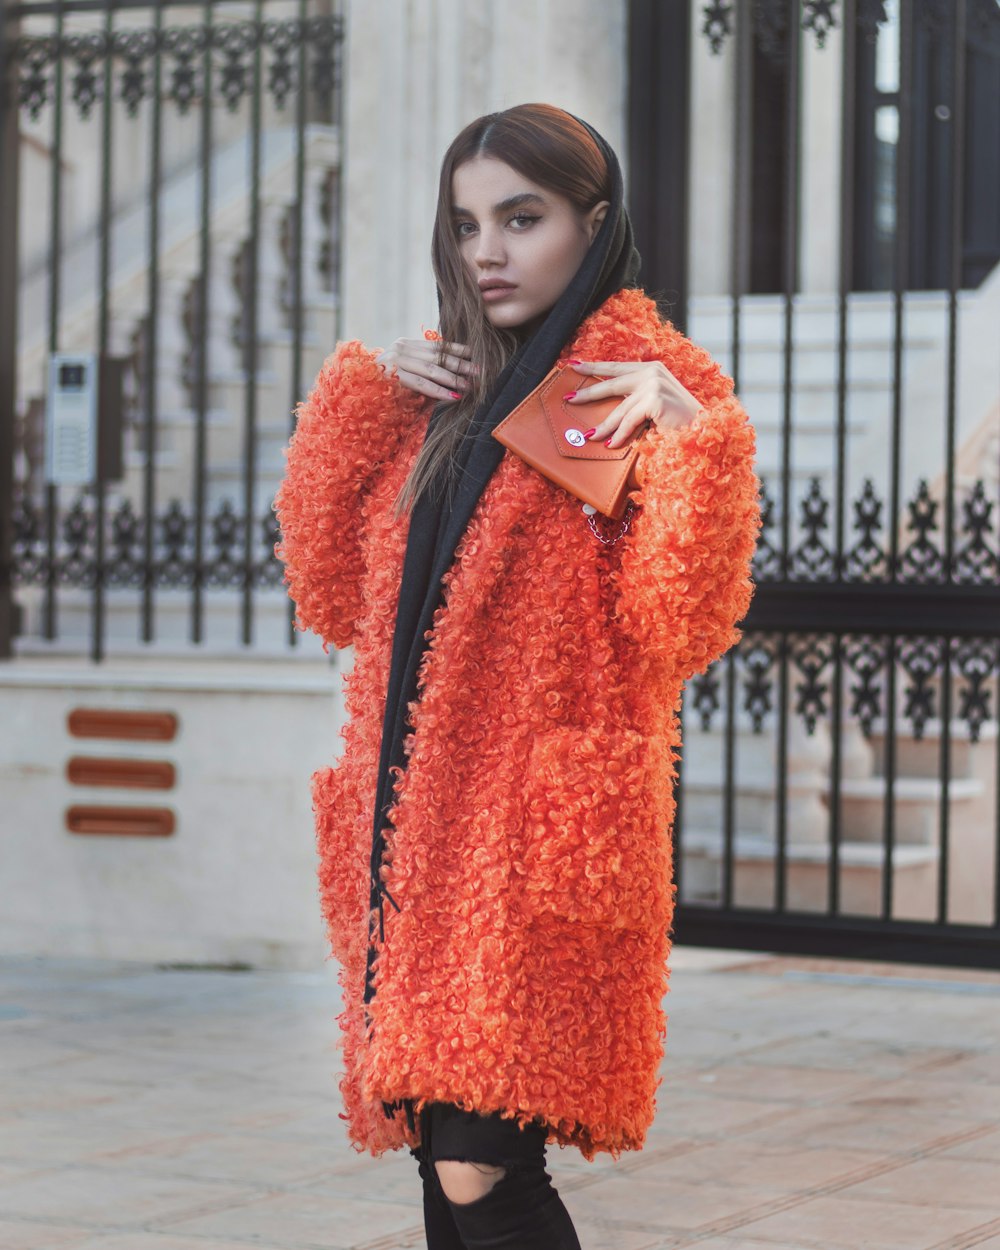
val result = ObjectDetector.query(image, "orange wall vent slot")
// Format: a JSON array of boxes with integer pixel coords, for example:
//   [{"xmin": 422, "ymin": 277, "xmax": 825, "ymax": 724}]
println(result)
[
  {"xmin": 67, "ymin": 709, "xmax": 178, "ymax": 741},
  {"xmin": 66, "ymin": 757, "xmax": 176, "ymax": 790},
  {"xmin": 66, "ymin": 806, "xmax": 176, "ymax": 837}
]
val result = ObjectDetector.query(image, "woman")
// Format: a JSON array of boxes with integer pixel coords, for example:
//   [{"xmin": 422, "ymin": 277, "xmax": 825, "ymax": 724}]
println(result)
[{"xmin": 274, "ymin": 104, "xmax": 760, "ymax": 1249}]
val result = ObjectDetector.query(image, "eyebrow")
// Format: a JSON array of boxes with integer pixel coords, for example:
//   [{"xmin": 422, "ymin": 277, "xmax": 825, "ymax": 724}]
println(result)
[{"xmin": 451, "ymin": 192, "xmax": 547, "ymax": 217}]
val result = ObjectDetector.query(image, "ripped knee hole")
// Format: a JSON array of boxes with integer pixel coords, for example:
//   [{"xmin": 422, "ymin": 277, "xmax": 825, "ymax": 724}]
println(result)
[{"xmin": 433, "ymin": 1158, "xmax": 507, "ymax": 1205}]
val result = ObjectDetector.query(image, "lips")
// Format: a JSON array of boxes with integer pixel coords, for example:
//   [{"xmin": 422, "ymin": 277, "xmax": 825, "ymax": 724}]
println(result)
[{"xmin": 479, "ymin": 280, "xmax": 517, "ymax": 304}]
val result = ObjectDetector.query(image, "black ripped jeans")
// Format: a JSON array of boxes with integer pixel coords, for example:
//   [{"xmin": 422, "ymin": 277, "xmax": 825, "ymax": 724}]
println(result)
[{"xmin": 409, "ymin": 1101, "xmax": 582, "ymax": 1250}]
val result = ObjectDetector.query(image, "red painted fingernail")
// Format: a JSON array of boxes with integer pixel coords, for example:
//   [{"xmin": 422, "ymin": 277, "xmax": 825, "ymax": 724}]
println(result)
[
  {"xmin": 564, "ymin": 390, "xmax": 577, "ymax": 401},
  {"xmin": 449, "ymin": 391, "xmax": 462, "ymax": 399},
  {"xmin": 568, "ymin": 358, "xmax": 582, "ymax": 365},
  {"xmin": 605, "ymin": 437, "xmax": 614, "ymax": 447},
  {"xmin": 583, "ymin": 428, "xmax": 597, "ymax": 439}
]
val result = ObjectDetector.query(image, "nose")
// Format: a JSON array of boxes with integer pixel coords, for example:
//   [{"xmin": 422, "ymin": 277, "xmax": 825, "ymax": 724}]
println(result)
[{"xmin": 474, "ymin": 222, "xmax": 506, "ymax": 268}]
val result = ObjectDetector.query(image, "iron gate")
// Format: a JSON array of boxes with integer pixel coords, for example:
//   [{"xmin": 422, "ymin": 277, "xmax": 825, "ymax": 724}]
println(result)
[
  {"xmin": 0, "ymin": 0, "xmax": 344, "ymax": 661},
  {"xmin": 630, "ymin": 0, "xmax": 1000, "ymax": 968},
  {"xmin": 2, "ymin": 0, "xmax": 999, "ymax": 968}
]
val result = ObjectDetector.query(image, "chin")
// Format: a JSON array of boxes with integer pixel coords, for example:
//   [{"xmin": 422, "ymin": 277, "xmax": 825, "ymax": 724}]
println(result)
[
  {"xmin": 486, "ymin": 308, "xmax": 528, "ymax": 329},
  {"xmin": 488, "ymin": 306, "xmax": 548, "ymax": 334}
]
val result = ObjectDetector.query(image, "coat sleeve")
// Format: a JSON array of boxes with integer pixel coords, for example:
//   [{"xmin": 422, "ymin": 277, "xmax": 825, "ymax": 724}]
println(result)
[
  {"xmin": 610, "ymin": 321, "xmax": 762, "ymax": 683},
  {"xmin": 273, "ymin": 339, "xmax": 429, "ymax": 652}
]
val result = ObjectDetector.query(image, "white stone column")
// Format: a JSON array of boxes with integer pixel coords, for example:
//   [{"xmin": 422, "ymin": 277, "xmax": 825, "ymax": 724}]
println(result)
[
  {"xmin": 340, "ymin": 0, "xmax": 628, "ymax": 350},
  {"xmin": 687, "ymin": 7, "xmax": 736, "ymax": 297},
  {"xmin": 800, "ymin": 21, "xmax": 843, "ymax": 294}
]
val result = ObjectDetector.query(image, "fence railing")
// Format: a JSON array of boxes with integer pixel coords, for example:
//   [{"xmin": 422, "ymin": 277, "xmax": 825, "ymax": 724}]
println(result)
[
  {"xmin": 1, "ymin": 0, "xmax": 343, "ymax": 660},
  {"xmin": 629, "ymin": 0, "xmax": 1000, "ymax": 967}
]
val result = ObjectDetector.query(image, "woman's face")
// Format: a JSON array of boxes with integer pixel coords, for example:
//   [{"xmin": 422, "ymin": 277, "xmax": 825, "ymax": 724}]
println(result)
[{"xmin": 451, "ymin": 155, "xmax": 609, "ymax": 336}]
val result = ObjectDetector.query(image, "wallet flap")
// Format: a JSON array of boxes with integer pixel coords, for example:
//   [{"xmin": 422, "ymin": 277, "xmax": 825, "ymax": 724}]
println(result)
[{"xmin": 540, "ymin": 368, "xmax": 642, "ymax": 462}]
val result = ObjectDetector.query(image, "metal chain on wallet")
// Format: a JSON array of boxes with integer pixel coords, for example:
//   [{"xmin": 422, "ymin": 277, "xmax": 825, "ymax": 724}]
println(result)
[{"xmin": 584, "ymin": 498, "xmax": 636, "ymax": 545}]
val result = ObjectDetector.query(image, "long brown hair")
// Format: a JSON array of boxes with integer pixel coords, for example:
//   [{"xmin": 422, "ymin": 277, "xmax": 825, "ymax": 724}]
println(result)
[{"xmin": 391, "ymin": 103, "xmax": 610, "ymax": 520}]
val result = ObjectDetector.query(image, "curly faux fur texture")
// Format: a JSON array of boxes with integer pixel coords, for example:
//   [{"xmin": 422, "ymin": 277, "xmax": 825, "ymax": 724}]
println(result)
[{"xmin": 273, "ymin": 288, "xmax": 761, "ymax": 1162}]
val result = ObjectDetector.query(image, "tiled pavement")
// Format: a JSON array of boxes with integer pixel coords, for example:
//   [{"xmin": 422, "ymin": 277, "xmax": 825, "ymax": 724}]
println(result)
[{"xmin": 1, "ymin": 946, "xmax": 999, "ymax": 1250}]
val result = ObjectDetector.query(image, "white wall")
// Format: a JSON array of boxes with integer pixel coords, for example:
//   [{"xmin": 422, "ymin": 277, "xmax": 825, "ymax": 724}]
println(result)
[
  {"xmin": 0, "ymin": 657, "xmax": 348, "ymax": 969},
  {"xmin": 687, "ymin": 10, "xmax": 736, "ymax": 297},
  {"xmin": 340, "ymin": 0, "xmax": 628, "ymax": 350}
]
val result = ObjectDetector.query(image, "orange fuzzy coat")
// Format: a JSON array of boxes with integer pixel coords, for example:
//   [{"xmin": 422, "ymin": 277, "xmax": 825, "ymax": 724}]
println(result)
[{"xmin": 274, "ymin": 287, "xmax": 760, "ymax": 1161}]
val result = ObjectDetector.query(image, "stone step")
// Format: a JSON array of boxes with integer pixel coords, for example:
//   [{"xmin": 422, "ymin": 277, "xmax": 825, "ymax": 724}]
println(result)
[
  {"xmin": 14, "ymin": 585, "xmax": 322, "ymax": 657},
  {"xmin": 680, "ymin": 827, "xmax": 940, "ymax": 866},
  {"xmin": 681, "ymin": 717, "xmax": 997, "ymax": 787},
  {"xmin": 681, "ymin": 773, "xmax": 983, "ymax": 846},
  {"xmin": 837, "ymin": 775, "xmax": 983, "ymax": 844},
  {"xmin": 719, "ymin": 349, "xmax": 931, "ymax": 392},
  {"xmin": 688, "ymin": 290, "xmax": 975, "ymax": 347},
  {"xmin": 680, "ymin": 828, "xmax": 941, "ymax": 918},
  {"xmin": 865, "ymin": 717, "xmax": 998, "ymax": 778},
  {"xmin": 735, "ymin": 387, "xmax": 898, "ymax": 423}
]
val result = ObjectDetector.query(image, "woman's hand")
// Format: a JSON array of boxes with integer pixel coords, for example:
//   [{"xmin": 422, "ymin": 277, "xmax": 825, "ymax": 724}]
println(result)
[
  {"xmin": 375, "ymin": 338, "xmax": 477, "ymax": 403},
  {"xmin": 565, "ymin": 359, "xmax": 704, "ymax": 447}
]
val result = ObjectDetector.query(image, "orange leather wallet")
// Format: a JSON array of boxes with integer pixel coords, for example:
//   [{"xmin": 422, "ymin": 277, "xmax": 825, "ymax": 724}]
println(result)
[{"xmin": 491, "ymin": 363, "xmax": 647, "ymax": 520}]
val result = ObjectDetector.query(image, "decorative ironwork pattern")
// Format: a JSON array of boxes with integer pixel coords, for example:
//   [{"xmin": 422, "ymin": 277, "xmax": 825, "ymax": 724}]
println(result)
[
  {"xmin": 956, "ymin": 638, "xmax": 998, "ymax": 741},
  {"xmin": 843, "ymin": 634, "xmax": 885, "ymax": 735},
  {"xmin": 12, "ymin": 469, "xmax": 997, "ymax": 626},
  {"xmin": 685, "ymin": 629, "xmax": 999, "ymax": 745},
  {"xmin": 857, "ymin": 0, "xmax": 890, "ymax": 44},
  {"xmin": 702, "ymin": 0, "xmax": 999, "ymax": 56},
  {"xmin": 673, "ymin": 471, "xmax": 1000, "ymax": 742},
  {"xmin": 754, "ymin": 475, "xmax": 999, "ymax": 584},
  {"xmin": 702, "ymin": 0, "xmax": 847, "ymax": 56},
  {"xmin": 669, "ymin": 472, "xmax": 1000, "ymax": 742},
  {"xmin": 791, "ymin": 633, "xmax": 834, "ymax": 732},
  {"xmin": 12, "ymin": 489, "xmax": 284, "ymax": 593},
  {"xmin": 741, "ymin": 635, "xmax": 779, "ymax": 732},
  {"xmin": 13, "ymin": 14, "xmax": 343, "ymax": 122},
  {"xmin": 701, "ymin": 0, "xmax": 734, "ymax": 54},
  {"xmin": 702, "ymin": 0, "xmax": 1000, "ymax": 54}
]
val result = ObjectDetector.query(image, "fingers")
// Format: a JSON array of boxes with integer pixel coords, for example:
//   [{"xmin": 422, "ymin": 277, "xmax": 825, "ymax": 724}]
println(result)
[
  {"xmin": 400, "ymin": 349, "xmax": 469, "ymax": 394},
  {"xmin": 566, "ymin": 360, "xmax": 692, "ymax": 441},
  {"xmin": 568, "ymin": 359, "xmax": 671, "ymax": 404},
  {"xmin": 382, "ymin": 338, "xmax": 478, "ymax": 400},
  {"xmin": 584, "ymin": 395, "xmax": 649, "ymax": 447},
  {"xmin": 439, "ymin": 353, "xmax": 476, "ymax": 377},
  {"xmin": 435, "ymin": 339, "xmax": 473, "ymax": 359},
  {"xmin": 566, "ymin": 371, "xmax": 644, "ymax": 403},
  {"xmin": 425, "ymin": 337, "xmax": 473, "ymax": 369},
  {"xmin": 568, "ymin": 360, "xmax": 632, "ymax": 374},
  {"xmin": 393, "ymin": 366, "xmax": 468, "ymax": 403}
]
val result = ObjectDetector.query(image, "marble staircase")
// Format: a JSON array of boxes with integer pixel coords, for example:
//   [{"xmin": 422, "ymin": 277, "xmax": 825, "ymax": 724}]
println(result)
[{"xmin": 679, "ymin": 692, "xmax": 997, "ymax": 927}]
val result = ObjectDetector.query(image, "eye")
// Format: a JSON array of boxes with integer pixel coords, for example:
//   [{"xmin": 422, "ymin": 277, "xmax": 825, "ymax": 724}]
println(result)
[
  {"xmin": 509, "ymin": 213, "xmax": 540, "ymax": 229},
  {"xmin": 455, "ymin": 221, "xmax": 476, "ymax": 238}
]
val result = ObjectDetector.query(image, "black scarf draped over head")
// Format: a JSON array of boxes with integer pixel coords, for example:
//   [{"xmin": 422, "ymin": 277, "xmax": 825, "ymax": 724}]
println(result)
[{"xmin": 364, "ymin": 113, "xmax": 642, "ymax": 1130}]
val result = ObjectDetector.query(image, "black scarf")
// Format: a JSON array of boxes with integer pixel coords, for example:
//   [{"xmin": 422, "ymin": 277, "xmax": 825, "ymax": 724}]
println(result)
[{"xmin": 363, "ymin": 116, "xmax": 642, "ymax": 1131}]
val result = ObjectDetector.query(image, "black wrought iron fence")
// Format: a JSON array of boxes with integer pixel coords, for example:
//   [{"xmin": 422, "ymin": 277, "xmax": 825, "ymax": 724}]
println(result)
[
  {"xmin": 0, "ymin": 0, "xmax": 343, "ymax": 659},
  {"xmin": 630, "ymin": 0, "xmax": 1000, "ymax": 967}
]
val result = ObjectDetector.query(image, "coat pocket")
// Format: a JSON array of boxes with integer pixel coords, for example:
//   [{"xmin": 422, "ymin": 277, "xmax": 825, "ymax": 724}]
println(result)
[
  {"xmin": 512, "ymin": 725, "xmax": 675, "ymax": 929},
  {"xmin": 311, "ymin": 763, "xmax": 368, "ymax": 963}
]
